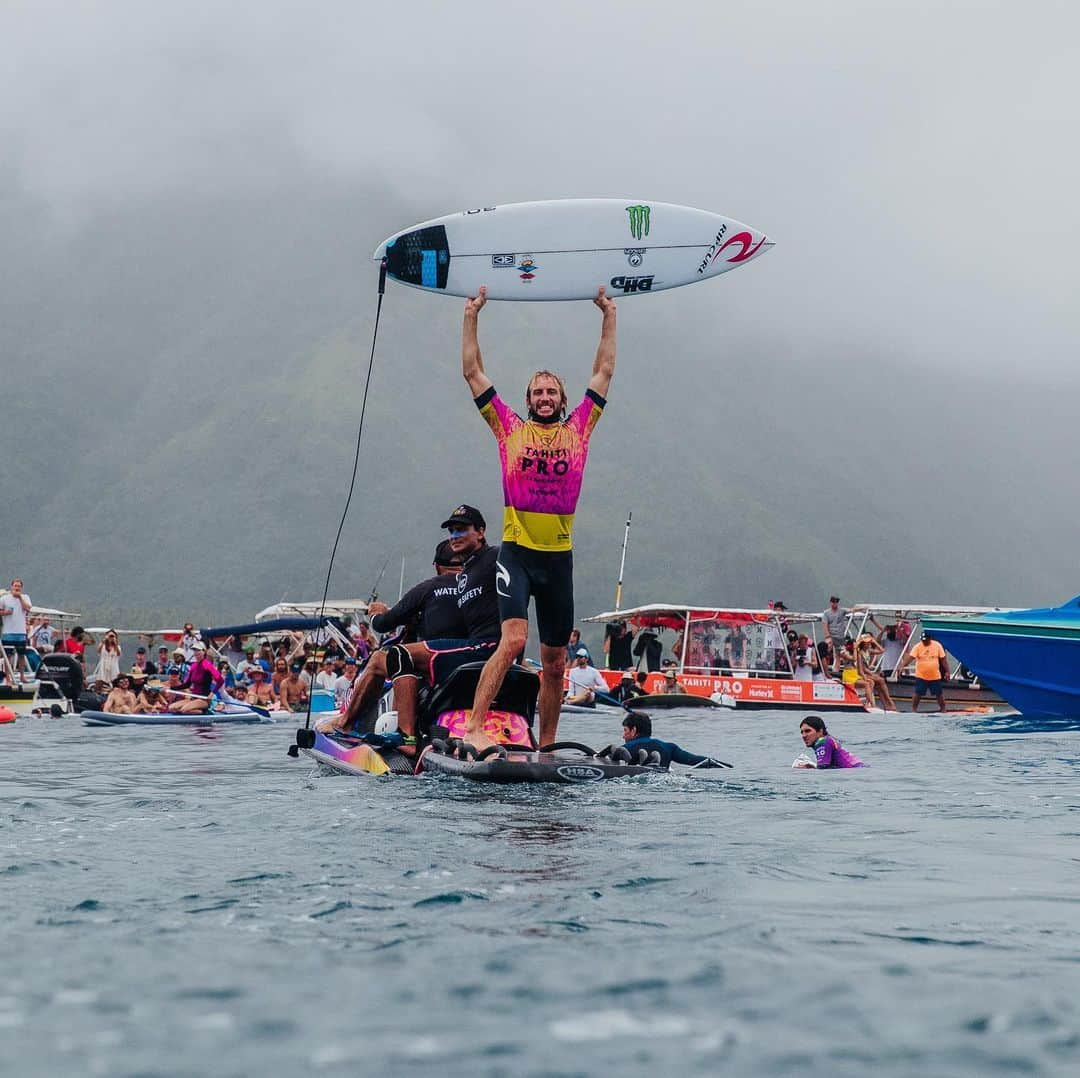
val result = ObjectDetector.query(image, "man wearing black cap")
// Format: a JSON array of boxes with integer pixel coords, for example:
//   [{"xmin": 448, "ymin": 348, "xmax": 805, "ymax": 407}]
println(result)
[
  {"xmin": 367, "ymin": 538, "xmax": 467, "ymax": 644},
  {"xmin": 461, "ymin": 284, "xmax": 617, "ymax": 749},
  {"xmin": 325, "ymin": 505, "xmax": 502, "ymax": 751}
]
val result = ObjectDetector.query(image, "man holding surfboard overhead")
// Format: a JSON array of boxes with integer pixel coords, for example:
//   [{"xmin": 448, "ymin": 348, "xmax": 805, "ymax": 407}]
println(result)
[{"xmin": 461, "ymin": 284, "xmax": 616, "ymax": 749}]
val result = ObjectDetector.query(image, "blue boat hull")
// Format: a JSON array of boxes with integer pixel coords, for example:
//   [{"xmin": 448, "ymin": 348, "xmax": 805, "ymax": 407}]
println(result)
[{"xmin": 924, "ymin": 596, "xmax": 1080, "ymax": 718}]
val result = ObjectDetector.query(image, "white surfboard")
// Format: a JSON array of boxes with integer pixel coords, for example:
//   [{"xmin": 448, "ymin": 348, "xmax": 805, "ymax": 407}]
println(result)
[{"xmin": 372, "ymin": 199, "xmax": 773, "ymax": 301}]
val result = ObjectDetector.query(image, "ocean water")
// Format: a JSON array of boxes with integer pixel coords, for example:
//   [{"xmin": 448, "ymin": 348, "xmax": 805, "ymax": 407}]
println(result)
[{"xmin": 3, "ymin": 709, "xmax": 1079, "ymax": 1077}]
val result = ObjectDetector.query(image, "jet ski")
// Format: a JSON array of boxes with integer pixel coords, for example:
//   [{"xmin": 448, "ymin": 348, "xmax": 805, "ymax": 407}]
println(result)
[{"xmin": 290, "ymin": 662, "xmax": 666, "ymax": 783}]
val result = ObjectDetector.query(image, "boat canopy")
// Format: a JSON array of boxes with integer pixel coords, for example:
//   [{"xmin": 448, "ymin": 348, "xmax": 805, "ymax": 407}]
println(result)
[
  {"xmin": 201, "ymin": 616, "xmax": 342, "ymax": 639},
  {"xmin": 29, "ymin": 605, "xmax": 81, "ymax": 620},
  {"xmin": 255, "ymin": 600, "xmax": 369, "ymax": 622},
  {"xmin": 583, "ymin": 604, "xmax": 824, "ymax": 629},
  {"xmin": 848, "ymin": 602, "xmax": 1013, "ymax": 617}
]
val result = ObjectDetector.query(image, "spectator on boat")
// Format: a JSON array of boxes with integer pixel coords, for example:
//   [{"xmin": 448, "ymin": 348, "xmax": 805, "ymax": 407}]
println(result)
[
  {"xmin": 270, "ymin": 658, "xmax": 290, "ymax": 695},
  {"xmin": 217, "ymin": 657, "xmax": 236, "ymax": 690},
  {"xmin": 161, "ymin": 667, "xmax": 185, "ymax": 707},
  {"xmin": 725, "ymin": 624, "xmax": 748, "ymax": 670},
  {"xmin": 876, "ymin": 624, "xmax": 906, "ymax": 677},
  {"xmin": 855, "ymin": 634, "xmax": 897, "ymax": 711},
  {"xmin": 155, "ymin": 645, "xmax": 171, "ymax": 673},
  {"xmin": 136, "ymin": 679, "xmax": 168, "ymax": 714},
  {"xmin": 815, "ymin": 639, "xmax": 834, "ymax": 681},
  {"xmin": 565, "ymin": 649, "xmax": 608, "ymax": 706},
  {"xmin": 220, "ymin": 635, "xmax": 247, "ymax": 670},
  {"xmin": 633, "ymin": 627, "xmax": 662, "ymax": 672},
  {"xmin": 837, "ymin": 639, "xmax": 871, "ymax": 704},
  {"xmin": 334, "ymin": 657, "xmax": 357, "ymax": 711},
  {"xmin": 298, "ymin": 657, "xmax": 319, "ymax": 691},
  {"xmin": 603, "ymin": 619, "xmax": 635, "ymax": 670},
  {"xmin": 315, "ymin": 657, "xmax": 337, "ymax": 693},
  {"xmin": 29, "ymin": 614, "xmax": 55, "ymax": 652},
  {"xmin": 635, "ymin": 671, "xmax": 650, "ymax": 695},
  {"xmin": 178, "ymin": 623, "xmax": 201, "ymax": 661},
  {"xmin": 822, "ymin": 596, "xmax": 848, "ymax": 672},
  {"xmin": 256, "ymin": 640, "xmax": 274, "ymax": 672},
  {"xmin": 660, "ymin": 668, "xmax": 688, "ymax": 694},
  {"xmin": 794, "ymin": 716, "xmax": 865, "ymax": 768},
  {"xmin": 62, "ymin": 626, "xmax": 91, "ymax": 670},
  {"xmin": 902, "ymin": 631, "xmax": 948, "ymax": 713},
  {"xmin": 565, "ymin": 628, "xmax": 592, "ymax": 667},
  {"xmin": 670, "ymin": 628, "xmax": 685, "ymax": 666},
  {"xmin": 91, "ymin": 630, "xmax": 123, "ymax": 684},
  {"xmin": 130, "ymin": 645, "xmax": 156, "ymax": 678},
  {"xmin": 0, "ymin": 580, "xmax": 34, "ymax": 678},
  {"xmin": 237, "ymin": 647, "xmax": 260, "ymax": 681},
  {"xmin": 792, "ymin": 643, "xmax": 815, "ymax": 682},
  {"xmin": 247, "ymin": 666, "xmax": 278, "ymax": 710},
  {"xmin": 353, "ymin": 622, "xmax": 379, "ymax": 661},
  {"xmin": 103, "ymin": 674, "xmax": 137, "ymax": 714},
  {"xmin": 169, "ymin": 648, "xmax": 189, "ymax": 681},
  {"xmin": 278, "ymin": 665, "xmax": 308, "ymax": 711}
]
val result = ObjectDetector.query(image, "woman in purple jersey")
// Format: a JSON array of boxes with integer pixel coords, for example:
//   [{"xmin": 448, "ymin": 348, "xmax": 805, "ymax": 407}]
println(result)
[{"xmin": 795, "ymin": 715, "xmax": 865, "ymax": 768}]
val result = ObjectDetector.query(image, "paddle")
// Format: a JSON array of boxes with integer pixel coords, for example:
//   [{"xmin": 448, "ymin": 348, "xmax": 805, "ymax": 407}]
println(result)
[
  {"xmin": 163, "ymin": 687, "xmax": 272, "ymax": 719},
  {"xmin": 595, "ymin": 690, "xmax": 633, "ymax": 711}
]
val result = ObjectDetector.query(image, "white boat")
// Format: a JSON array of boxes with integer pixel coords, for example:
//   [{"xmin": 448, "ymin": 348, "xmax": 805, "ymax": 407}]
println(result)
[{"xmin": 583, "ymin": 603, "xmax": 867, "ymax": 712}]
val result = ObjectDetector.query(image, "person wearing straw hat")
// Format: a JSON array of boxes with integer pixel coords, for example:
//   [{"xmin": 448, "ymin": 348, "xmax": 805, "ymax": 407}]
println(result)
[
  {"xmin": 136, "ymin": 679, "xmax": 167, "ymax": 714},
  {"xmin": 660, "ymin": 667, "xmax": 688, "ymax": 694}
]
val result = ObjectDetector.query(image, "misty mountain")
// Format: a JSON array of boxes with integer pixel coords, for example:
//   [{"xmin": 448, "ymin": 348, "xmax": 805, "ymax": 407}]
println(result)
[{"xmin": 5, "ymin": 178, "xmax": 1077, "ymax": 649}]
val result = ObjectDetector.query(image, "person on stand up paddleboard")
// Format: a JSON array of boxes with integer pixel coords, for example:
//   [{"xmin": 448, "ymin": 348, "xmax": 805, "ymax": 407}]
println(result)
[{"xmin": 461, "ymin": 284, "xmax": 616, "ymax": 751}]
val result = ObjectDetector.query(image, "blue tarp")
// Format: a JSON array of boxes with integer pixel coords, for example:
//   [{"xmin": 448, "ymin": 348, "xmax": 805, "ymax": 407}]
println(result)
[{"xmin": 200, "ymin": 617, "xmax": 339, "ymax": 639}]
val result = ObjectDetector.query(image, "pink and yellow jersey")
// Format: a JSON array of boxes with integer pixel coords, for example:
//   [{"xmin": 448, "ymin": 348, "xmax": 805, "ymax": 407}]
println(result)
[{"xmin": 475, "ymin": 386, "xmax": 605, "ymax": 552}]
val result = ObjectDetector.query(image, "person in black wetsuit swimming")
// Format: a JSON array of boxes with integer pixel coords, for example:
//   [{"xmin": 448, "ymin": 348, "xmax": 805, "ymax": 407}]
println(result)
[{"xmin": 620, "ymin": 711, "xmax": 728, "ymax": 769}]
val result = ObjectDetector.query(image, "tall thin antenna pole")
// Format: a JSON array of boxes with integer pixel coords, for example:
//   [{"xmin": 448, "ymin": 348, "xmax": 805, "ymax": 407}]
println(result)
[{"xmin": 614, "ymin": 510, "xmax": 632, "ymax": 612}]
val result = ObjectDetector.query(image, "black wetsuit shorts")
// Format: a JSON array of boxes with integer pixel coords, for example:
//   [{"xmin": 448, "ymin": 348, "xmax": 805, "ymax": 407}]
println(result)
[{"xmin": 496, "ymin": 542, "xmax": 574, "ymax": 647}]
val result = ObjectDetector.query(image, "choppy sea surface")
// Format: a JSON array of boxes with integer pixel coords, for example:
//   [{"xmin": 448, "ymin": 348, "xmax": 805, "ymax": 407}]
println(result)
[{"xmin": 3, "ymin": 708, "xmax": 1080, "ymax": 1077}]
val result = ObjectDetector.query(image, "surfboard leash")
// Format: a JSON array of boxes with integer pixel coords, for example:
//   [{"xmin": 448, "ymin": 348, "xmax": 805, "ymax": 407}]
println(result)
[{"xmin": 301, "ymin": 258, "xmax": 388, "ymax": 735}]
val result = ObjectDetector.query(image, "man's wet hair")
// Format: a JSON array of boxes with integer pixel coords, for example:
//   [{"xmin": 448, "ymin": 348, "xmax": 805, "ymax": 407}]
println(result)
[{"xmin": 623, "ymin": 711, "xmax": 652, "ymax": 738}]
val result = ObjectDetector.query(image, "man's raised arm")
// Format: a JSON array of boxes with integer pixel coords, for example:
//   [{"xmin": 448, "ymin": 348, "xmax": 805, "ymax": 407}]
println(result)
[
  {"xmin": 462, "ymin": 286, "xmax": 493, "ymax": 398},
  {"xmin": 588, "ymin": 285, "xmax": 617, "ymax": 398}
]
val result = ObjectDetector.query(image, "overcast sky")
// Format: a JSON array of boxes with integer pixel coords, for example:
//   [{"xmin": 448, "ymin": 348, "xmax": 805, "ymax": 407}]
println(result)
[{"xmin": 3, "ymin": 0, "xmax": 1077, "ymax": 380}]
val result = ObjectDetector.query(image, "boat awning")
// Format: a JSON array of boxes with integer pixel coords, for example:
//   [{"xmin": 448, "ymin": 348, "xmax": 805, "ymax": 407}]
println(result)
[
  {"xmin": 201, "ymin": 617, "xmax": 339, "ymax": 639},
  {"xmin": 29, "ymin": 606, "xmax": 81, "ymax": 619},
  {"xmin": 583, "ymin": 604, "xmax": 824, "ymax": 630},
  {"xmin": 849, "ymin": 602, "xmax": 1015, "ymax": 617},
  {"xmin": 255, "ymin": 600, "xmax": 369, "ymax": 621}
]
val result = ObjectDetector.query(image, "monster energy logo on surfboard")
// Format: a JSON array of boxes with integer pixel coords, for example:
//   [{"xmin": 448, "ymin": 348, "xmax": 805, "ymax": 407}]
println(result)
[{"xmin": 625, "ymin": 204, "xmax": 650, "ymax": 241}]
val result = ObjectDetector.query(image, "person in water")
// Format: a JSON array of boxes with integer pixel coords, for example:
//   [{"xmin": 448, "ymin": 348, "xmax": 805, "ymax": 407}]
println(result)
[
  {"xmin": 461, "ymin": 283, "xmax": 616, "ymax": 751},
  {"xmin": 795, "ymin": 715, "xmax": 865, "ymax": 768},
  {"xmin": 620, "ymin": 712, "xmax": 728, "ymax": 769}
]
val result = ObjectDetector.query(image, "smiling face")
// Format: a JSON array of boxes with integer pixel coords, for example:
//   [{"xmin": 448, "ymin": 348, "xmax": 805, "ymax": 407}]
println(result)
[{"xmin": 525, "ymin": 372, "xmax": 566, "ymax": 420}]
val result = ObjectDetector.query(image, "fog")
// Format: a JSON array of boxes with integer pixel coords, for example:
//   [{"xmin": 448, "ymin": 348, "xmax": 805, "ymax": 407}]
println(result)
[{"xmin": 3, "ymin": 0, "xmax": 1077, "ymax": 626}]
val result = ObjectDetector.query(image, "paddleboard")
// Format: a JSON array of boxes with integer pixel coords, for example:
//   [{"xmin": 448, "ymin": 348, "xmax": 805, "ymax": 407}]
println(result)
[
  {"xmin": 81, "ymin": 710, "xmax": 273, "ymax": 726},
  {"xmin": 373, "ymin": 199, "xmax": 772, "ymax": 301}
]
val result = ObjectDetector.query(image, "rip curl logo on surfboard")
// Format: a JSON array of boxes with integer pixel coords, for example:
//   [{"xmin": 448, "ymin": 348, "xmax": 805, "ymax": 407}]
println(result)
[{"xmin": 518, "ymin": 256, "xmax": 538, "ymax": 282}]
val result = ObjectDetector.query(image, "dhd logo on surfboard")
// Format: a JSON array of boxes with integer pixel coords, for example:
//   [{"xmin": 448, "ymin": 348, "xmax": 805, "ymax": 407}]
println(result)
[{"xmin": 609, "ymin": 275, "xmax": 654, "ymax": 293}]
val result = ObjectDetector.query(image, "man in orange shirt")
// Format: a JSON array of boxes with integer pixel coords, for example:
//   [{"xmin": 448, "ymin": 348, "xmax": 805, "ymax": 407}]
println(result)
[{"xmin": 905, "ymin": 631, "xmax": 948, "ymax": 712}]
